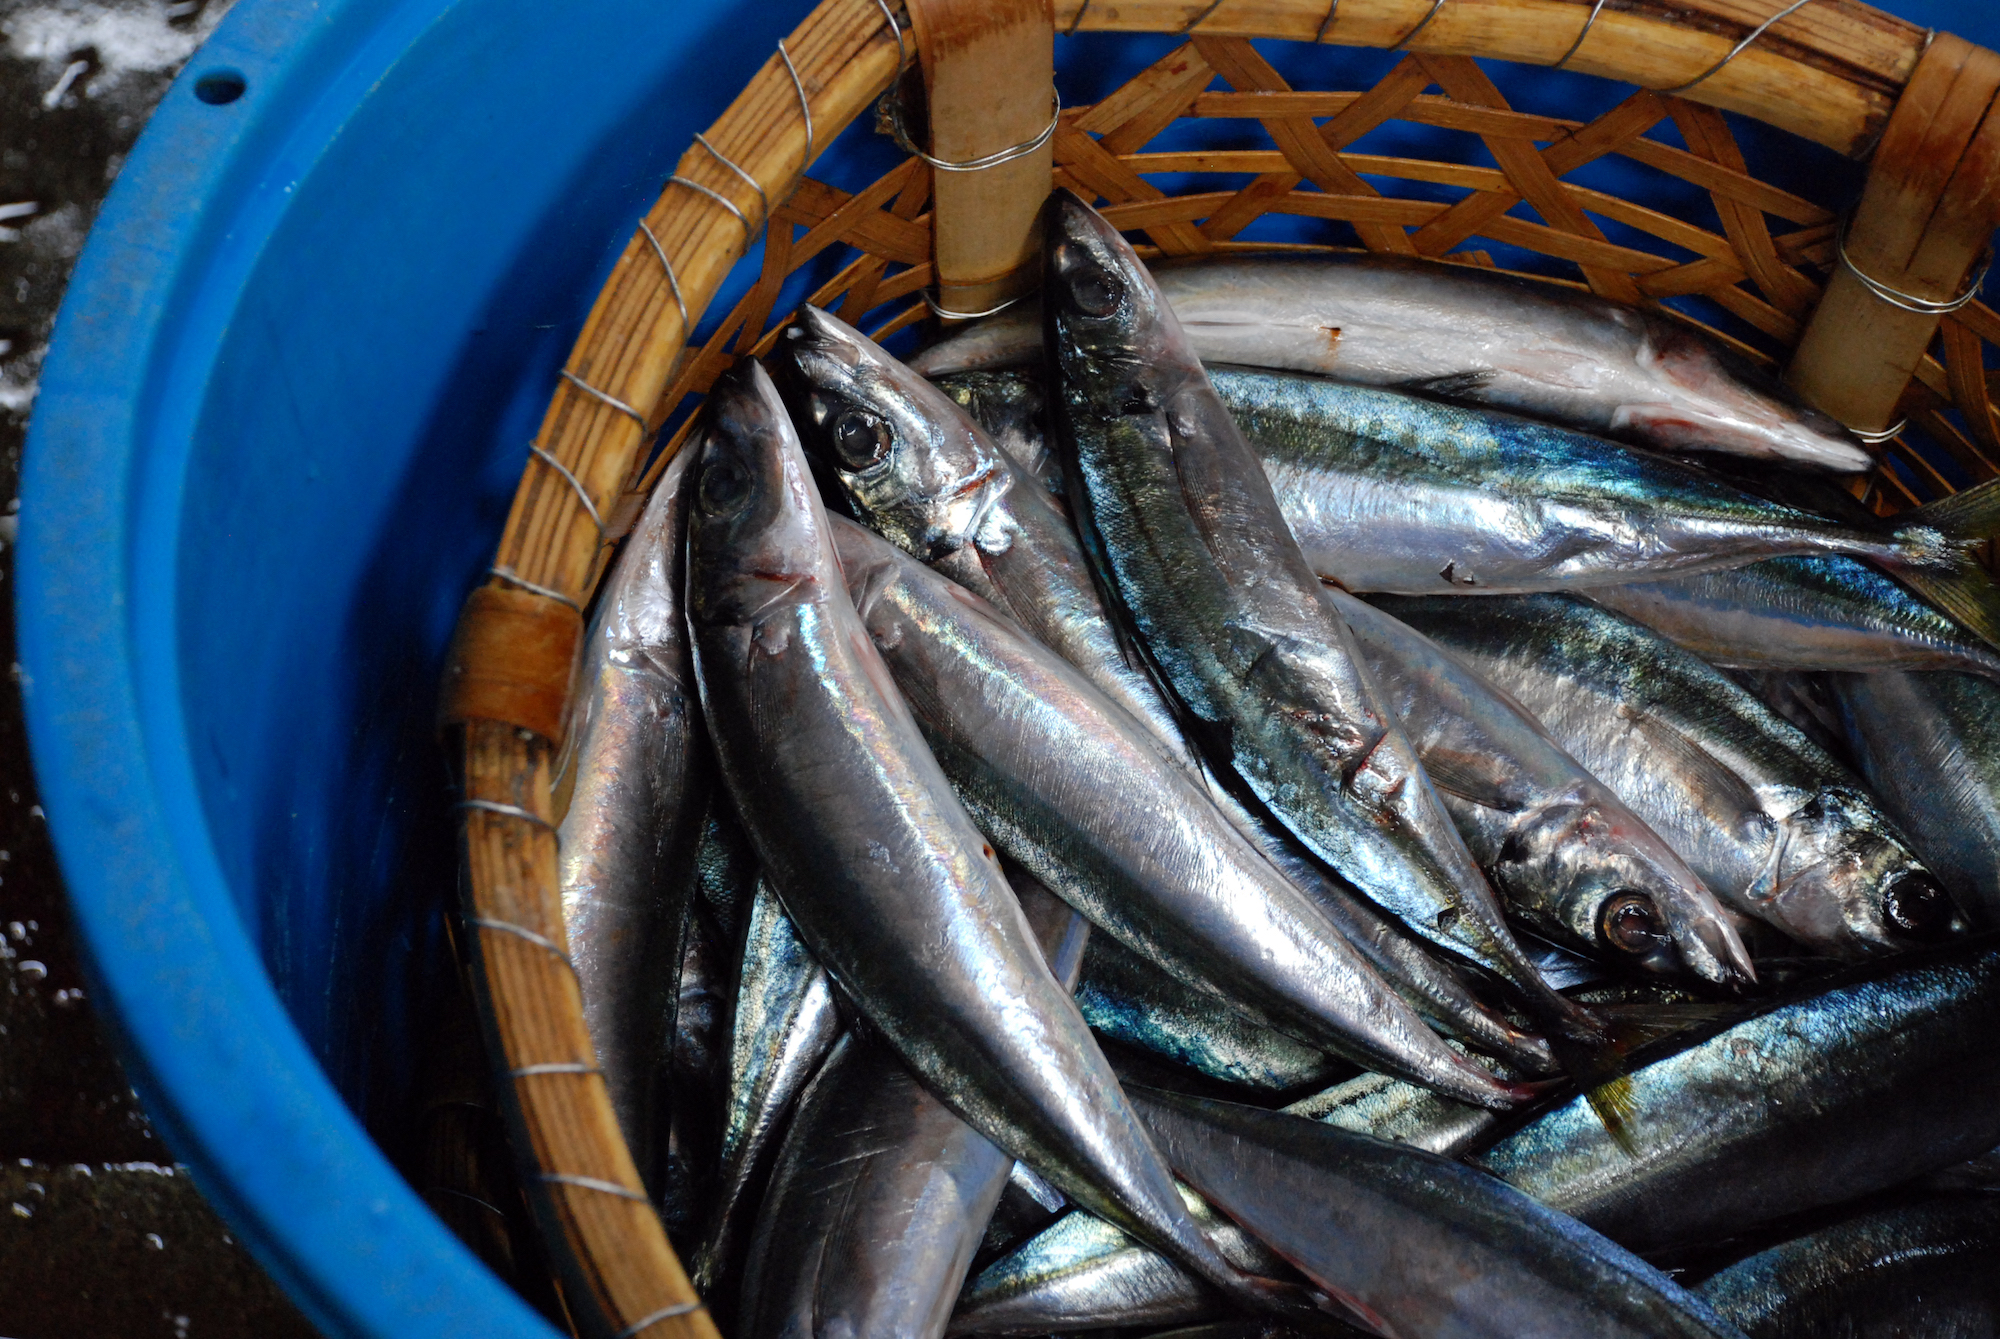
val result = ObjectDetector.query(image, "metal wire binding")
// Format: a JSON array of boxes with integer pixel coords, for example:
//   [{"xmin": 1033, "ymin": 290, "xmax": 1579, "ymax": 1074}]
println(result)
[
  {"xmin": 487, "ymin": 566, "xmax": 582, "ymax": 611},
  {"xmin": 873, "ymin": 0, "xmax": 909, "ymax": 73},
  {"xmin": 615, "ymin": 1301, "xmax": 709, "ymax": 1338},
  {"xmin": 1316, "ymin": 0, "xmax": 1340, "ymax": 43},
  {"xmin": 668, "ymin": 173, "xmax": 750, "ymax": 232},
  {"xmin": 457, "ymin": 798, "xmax": 557, "ymax": 830},
  {"xmin": 1551, "ymin": 0, "xmax": 1608, "ymax": 70},
  {"xmin": 636, "ymin": 219, "xmax": 690, "ymax": 335},
  {"xmin": 693, "ymin": 132, "xmax": 770, "ymax": 223},
  {"xmin": 1851, "ymin": 420, "xmax": 1907, "ymax": 445},
  {"xmin": 1654, "ymin": 0, "xmax": 1816, "ymax": 95},
  {"xmin": 538, "ymin": 1172, "xmax": 650, "ymax": 1203},
  {"xmin": 465, "ymin": 916, "xmax": 576, "ymax": 973},
  {"xmin": 892, "ymin": 90, "xmax": 1061, "ymax": 173},
  {"xmin": 1181, "ymin": 0, "xmax": 1228, "ymax": 33},
  {"xmin": 508, "ymin": 1061, "xmax": 603, "ymax": 1077},
  {"xmin": 778, "ymin": 38, "xmax": 815, "ymax": 167},
  {"xmin": 1837, "ymin": 217, "xmax": 1993, "ymax": 315},
  {"xmin": 924, "ymin": 288, "xmax": 1032, "ymax": 321},
  {"xmin": 1068, "ymin": 0, "xmax": 1093, "ymax": 35},
  {"xmin": 528, "ymin": 444, "xmax": 606, "ymax": 540},
  {"xmin": 1389, "ymin": 0, "xmax": 1449, "ymax": 51},
  {"xmin": 559, "ymin": 369, "xmax": 650, "ymax": 431}
]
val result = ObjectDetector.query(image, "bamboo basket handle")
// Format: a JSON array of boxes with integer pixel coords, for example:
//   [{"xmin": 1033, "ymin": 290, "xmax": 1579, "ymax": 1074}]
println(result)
[
  {"xmin": 903, "ymin": 0, "xmax": 1056, "ymax": 318},
  {"xmin": 1788, "ymin": 32, "xmax": 2000, "ymax": 436}
]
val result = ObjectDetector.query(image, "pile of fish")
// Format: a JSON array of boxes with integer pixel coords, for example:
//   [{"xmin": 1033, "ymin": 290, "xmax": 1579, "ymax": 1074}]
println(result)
[{"xmin": 545, "ymin": 190, "xmax": 2000, "ymax": 1339}]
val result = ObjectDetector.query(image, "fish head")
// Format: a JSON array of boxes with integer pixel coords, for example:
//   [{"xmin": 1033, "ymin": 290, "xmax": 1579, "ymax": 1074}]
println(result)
[
  {"xmin": 773, "ymin": 304, "xmax": 1015, "ymax": 562},
  {"xmin": 1500, "ymin": 797, "xmax": 1759, "ymax": 989},
  {"xmin": 1043, "ymin": 190, "xmax": 1200, "ymax": 400},
  {"xmin": 1761, "ymin": 788, "xmax": 1964, "ymax": 955},
  {"xmin": 1618, "ymin": 319, "xmax": 1873, "ymax": 472},
  {"xmin": 685, "ymin": 357, "xmax": 833, "ymax": 631}
]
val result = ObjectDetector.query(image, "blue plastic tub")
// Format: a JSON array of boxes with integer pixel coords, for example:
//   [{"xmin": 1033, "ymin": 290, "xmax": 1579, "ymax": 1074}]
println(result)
[{"xmin": 17, "ymin": 0, "xmax": 1996, "ymax": 1334}]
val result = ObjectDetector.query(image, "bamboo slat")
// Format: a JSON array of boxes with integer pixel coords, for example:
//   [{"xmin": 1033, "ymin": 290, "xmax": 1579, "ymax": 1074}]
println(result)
[
  {"xmin": 1789, "ymin": 33, "xmax": 2000, "ymax": 433},
  {"xmin": 906, "ymin": 0, "xmax": 1055, "ymax": 316},
  {"xmin": 447, "ymin": 0, "xmax": 2000, "ymax": 1328}
]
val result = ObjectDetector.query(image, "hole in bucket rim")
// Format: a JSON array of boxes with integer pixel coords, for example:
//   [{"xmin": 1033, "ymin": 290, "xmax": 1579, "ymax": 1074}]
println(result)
[{"xmin": 194, "ymin": 69, "xmax": 246, "ymax": 105}]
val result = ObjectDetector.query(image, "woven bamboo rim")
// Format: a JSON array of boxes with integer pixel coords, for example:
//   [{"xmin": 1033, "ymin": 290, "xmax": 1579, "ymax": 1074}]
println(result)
[{"xmin": 443, "ymin": 1, "xmax": 2000, "ymax": 1334}]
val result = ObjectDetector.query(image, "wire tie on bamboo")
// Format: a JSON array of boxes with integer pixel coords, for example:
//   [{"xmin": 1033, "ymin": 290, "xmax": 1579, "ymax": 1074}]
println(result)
[
  {"xmin": 559, "ymin": 369, "xmax": 651, "ymax": 433},
  {"xmin": 1068, "ymin": 0, "xmax": 1093, "ymax": 35},
  {"xmin": 528, "ymin": 444, "xmax": 607, "ymax": 541},
  {"xmin": 1181, "ymin": 0, "xmax": 1228, "ymax": 33},
  {"xmin": 457, "ymin": 798, "xmax": 558, "ymax": 830},
  {"xmin": 778, "ymin": 38, "xmax": 815, "ymax": 167},
  {"xmin": 890, "ymin": 90, "xmax": 1061, "ymax": 173},
  {"xmin": 1315, "ymin": 0, "xmax": 1339, "ymax": 43},
  {"xmin": 615, "ymin": 1301, "xmax": 711, "ymax": 1338},
  {"xmin": 1835, "ymin": 218, "xmax": 1993, "ymax": 315},
  {"xmin": 668, "ymin": 173, "xmax": 752, "ymax": 235},
  {"xmin": 464, "ymin": 916, "xmax": 577, "ymax": 972},
  {"xmin": 539, "ymin": 1172, "xmax": 651, "ymax": 1203},
  {"xmin": 636, "ymin": 219, "xmax": 690, "ymax": 336},
  {"xmin": 924, "ymin": 288, "xmax": 1031, "ymax": 320},
  {"xmin": 486, "ymin": 566, "xmax": 583, "ymax": 612},
  {"xmin": 1551, "ymin": 0, "xmax": 1607, "ymax": 70},
  {"xmin": 1390, "ymin": 0, "xmax": 1449, "ymax": 52},
  {"xmin": 872, "ymin": 0, "xmax": 909, "ymax": 73},
  {"xmin": 1653, "ymin": 0, "xmax": 1816, "ymax": 95},
  {"xmin": 509, "ymin": 1061, "xmax": 604, "ymax": 1078},
  {"xmin": 693, "ymin": 133, "xmax": 770, "ymax": 228},
  {"xmin": 1851, "ymin": 420, "xmax": 1907, "ymax": 445}
]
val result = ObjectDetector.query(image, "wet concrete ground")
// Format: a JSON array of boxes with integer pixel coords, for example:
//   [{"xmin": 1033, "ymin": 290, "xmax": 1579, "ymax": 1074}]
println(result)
[{"xmin": 1, "ymin": 2, "xmax": 319, "ymax": 1333}]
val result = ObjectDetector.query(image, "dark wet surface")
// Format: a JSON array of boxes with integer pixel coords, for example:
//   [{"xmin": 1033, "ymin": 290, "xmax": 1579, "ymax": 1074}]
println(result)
[{"xmin": 0, "ymin": 2, "xmax": 320, "ymax": 1333}]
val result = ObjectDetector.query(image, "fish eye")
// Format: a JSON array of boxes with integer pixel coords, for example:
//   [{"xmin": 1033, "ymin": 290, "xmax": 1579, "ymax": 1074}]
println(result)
[
  {"xmin": 698, "ymin": 455, "xmax": 754, "ymax": 517},
  {"xmin": 1599, "ymin": 892, "xmax": 1666, "ymax": 954},
  {"xmin": 1068, "ymin": 264, "xmax": 1124, "ymax": 318},
  {"xmin": 832, "ymin": 410, "xmax": 893, "ymax": 470},
  {"xmin": 1882, "ymin": 872, "xmax": 1955, "ymax": 941}
]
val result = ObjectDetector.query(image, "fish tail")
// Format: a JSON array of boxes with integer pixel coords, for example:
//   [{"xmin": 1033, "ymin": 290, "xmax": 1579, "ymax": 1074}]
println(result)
[{"xmin": 1903, "ymin": 475, "xmax": 2000, "ymax": 541}]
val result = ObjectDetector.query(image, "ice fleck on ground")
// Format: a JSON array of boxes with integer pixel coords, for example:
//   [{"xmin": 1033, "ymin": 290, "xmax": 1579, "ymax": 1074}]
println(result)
[{"xmin": 2, "ymin": 0, "xmax": 232, "ymax": 99}]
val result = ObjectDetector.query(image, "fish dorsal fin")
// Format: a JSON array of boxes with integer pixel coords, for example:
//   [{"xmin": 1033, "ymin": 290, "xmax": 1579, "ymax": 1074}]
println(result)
[
  {"xmin": 1394, "ymin": 369, "xmax": 1498, "ymax": 402},
  {"xmin": 1616, "ymin": 703, "xmax": 1762, "ymax": 820},
  {"xmin": 1906, "ymin": 475, "xmax": 2000, "ymax": 541}
]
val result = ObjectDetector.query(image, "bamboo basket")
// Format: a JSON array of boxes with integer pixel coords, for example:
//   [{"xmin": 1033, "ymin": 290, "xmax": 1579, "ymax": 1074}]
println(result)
[{"xmin": 437, "ymin": 1, "xmax": 2000, "ymax": 1334}]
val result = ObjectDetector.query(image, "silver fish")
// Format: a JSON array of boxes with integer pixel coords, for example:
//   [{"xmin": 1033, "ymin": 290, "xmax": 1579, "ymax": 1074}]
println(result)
[
  {"xmin": 1479, "ymin": 942, "xmax": 2000, "ymax": 1250},
  {"xmin": 738, "ymin": 882, "xmax": 1088, "ymax": 1339},
  {"xmin": 1381, "ymin": 593, "xmax": 1960, "ymax": 958},
  {"xmin": 1334, "ymin": 589, "xmax": 1753, "ymax": 988},
  {"xmin": 1588, "ymin": 556, "xmax": 2000, "ymax": 678},
  {"xmin": 1283, "ymin": 1068, "xmax": 1497, "ymax": 1159},
  {"xmin": 1828, "ymin": 670, "xmax": 2000, "ymax": 931},
  {"xmin": 1132, "ymin": 1085, "xmax": 1746, "ymax": 1338},
  {"xmin": 910, "ymin": 253, "xmax": 1868, "ymax": 472},
  {"xmin": 1042, "ymin": 191, "xmax": 1592, "ymax": 1039},
  {"xmin": 1698, "ymin": 1190, "xmax": 2000, "ymax": 1337},
  {"xmin": 685, "ymin": 357, "xmax": 1272, "ymax": 1309},
  {"xmin": 1075, "ymin": 933, "xmax": 1344, "ymax": 1094},
  {"xmin": 950, "ymin": 1181, "xmax": 1287, "ymax": 1337},
  {"xmin": 829, "ymin": 513, "xmax": 1532, "ymax": 1109},
  {"xmin": 554, "ymin": 444, "xmax": 708, "ymax": 1195},
  {"xmin": 691, "ymin": 877, "xmax": 840, "ymax": 1298},
  {"xmin": 780, "ymin": 304, "xmax": 1550, "ymax": 1075}
]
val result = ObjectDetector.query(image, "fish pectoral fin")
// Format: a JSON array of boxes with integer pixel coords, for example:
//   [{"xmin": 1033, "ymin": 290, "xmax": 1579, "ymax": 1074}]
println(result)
[
  {"xmin": 1421, "ymin": 748, "xmax": 1524, "ymax": 811},
  {"xmin": 1393, "ymin": 369, "xmax": 1498, "ymax": 402},
  {"xmin": 1615, "ymin": 703, "xmax": 1764, "ymax": 821}
]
